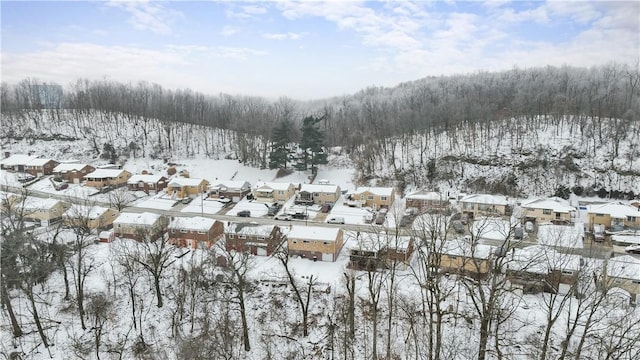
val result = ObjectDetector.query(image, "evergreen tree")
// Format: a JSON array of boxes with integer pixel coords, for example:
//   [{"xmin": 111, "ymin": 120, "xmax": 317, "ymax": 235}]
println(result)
[
  {"xmin": 268, "ymin": 120, "xmax": 292, "ymax": 169},
  {"xmin": 296, "ymin": 115, "xmax": 328, "ymax": 172}
]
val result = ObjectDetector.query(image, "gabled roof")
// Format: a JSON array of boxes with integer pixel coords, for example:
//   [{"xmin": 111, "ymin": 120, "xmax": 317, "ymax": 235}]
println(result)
[
  {"xmin": 0, "ymin": 154, "xmax": 39, "ymax": 166},
  {"xmin": 507, "ymin": 245, "xmax": 581, "ymax": 274},
  {"xmin": 254, "ymin": 181, "xmax": 294, "ymax": 191},
  {"xmin": 84, "ymin": 168, "xmax": 128, "ymax": 179},
  {"xmin": 522, "ymin": 198, "xmax": 575, "ymax": 213},
  {"xmin": 406, "ymin": 191, "xmax": 444, "ymax": 200},
  {"xmin": 169, "ymin": 216, "xmax": 216, "ymax": 232},
  {"xmin": 288, "ymin": 225, "xmax": 341, "ymax": 242},
  {"xmin": 128, "ymin": 174, "xmax": 166, "ymax": 184},
  {"xmin": 210, "ymin": 180, "xmax": 251, "ymax": 191},
  {"xmin": 460, "ymin": 194, "xmax": 508, "ymax": 206},
  {"xmin": 26, "ymin": 158, "xmax": 57, "ymax": 166},
  {"xmin": 22, "ymin": 197, "xmax": 64, "ymax": 211},
  {"xmin": 607, "ymin": 255, "xmax": 640, "ymax": 281},
  {"xmin": 64, "ymin": 205, "xmax": 112, "ymax": 220},
  {"xmin": 53, "ymin": 163, "xmax": 92, "ymax": 172},
  {"xmin": 113, "ymin": 212, "xmax": 160, "ymax": 226},
  {"xmin": 587, "ymin": 202, "xmax": 639, "ymax": 219},
  {"xmin": 226, "ymin": 222, "xmax": 276, "ymax": 236},
  {"xmin": 348, "ymin": 232, "xmax": 412, "ymax": 251},
  {"xmin": 300, "ymin": 183, "xmax": 340, "ymax": 193},
  {"xmin": 353, "ymin": 187, "xmax": 394, "ymax": 197},
  {"xmin": 167, "ymin": 177, "xmax": 207, "ymax": 187},
  {"xmin": 440, "ymin": 238, "xmax": 494, "ymax": 259}
]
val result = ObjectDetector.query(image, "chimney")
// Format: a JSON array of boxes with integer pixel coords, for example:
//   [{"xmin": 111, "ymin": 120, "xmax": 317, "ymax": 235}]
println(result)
[{"xmin": 3, "ymin": 151, "xmax": 10, "ymax": 159}]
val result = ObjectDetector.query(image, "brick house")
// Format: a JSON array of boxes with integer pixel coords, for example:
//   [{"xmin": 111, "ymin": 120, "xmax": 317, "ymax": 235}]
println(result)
[
  {"xmin": 287, "ymin": 225, "xmax": 344, "ymax": 262},
  {"xmin": 63, "ymin": 204, "xmax": 120, "ymax": 230},
  {"xmin": 587, "ymin": 202, "xmax": 640, "ymax": 232},
  {"xmin": 168, "ymin": 216, "xmax": 224, "ymax": 249},
  {"xmin": 127, "ymin": 174, "xmax": 168, "ymax": 194},
  {"xmin": 113, "ymin": 212, "xmax": 168, "ymax": 241},
  {"xmin": 24, "ymin": 158, "xmax": 59, "ymax": 177},
  {"xmin": 346, "ymin": 187, "xmax": 395, "ymax": 209},
  {"xmin": 405, "ymin": 190, "xmax": 450, "ymax": 213},
  {"xmin": 53, "ymin": 163, "xmax": 96, "ymax": 184},
  {"xmin": 209, "ymin": 180, "xmax": 252, "ymax": 202},
  {"xmin": 225, "ymin": 222, "xmax": 284, "ymax": 256},
  {"xmin": 84, "ymin": 169, "xmax": 132, "ymax": 189},
  {"xmin": 166, "ymin": 177, "xmax": 209, "ymax": 199},
  {"xmin": 348, "ymin": 232, "xmax": 415, "ymax": 270},
  {"xmin": 296, "ymin": 183, "xmax": 342, "ymax": 206}
]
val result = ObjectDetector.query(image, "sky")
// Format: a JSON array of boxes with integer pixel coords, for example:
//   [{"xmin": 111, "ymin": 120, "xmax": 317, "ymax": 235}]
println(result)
[{"xmin": 1, "ymin": 0, "xmax": 638, "ymax": 100}]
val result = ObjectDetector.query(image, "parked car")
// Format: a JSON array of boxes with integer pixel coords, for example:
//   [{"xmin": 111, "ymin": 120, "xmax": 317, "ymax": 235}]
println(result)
[
  {"xmin": 327, "ymin": 216, "xmax": 345, "ymax": 224},
  {"xmin": 452, "ymin": 220, "xmax": 465, "ymax": 234},
  {"xmin": 237, "ymin": 210, "xmax": 251, "ymax": 217},
  {"xmin": 321, "ymin": 204, "xmax": 332, "ymax": 213},
  {"xmin": 292, "ymin": 212, "xmax": 308, "ymax": 220},
  {"xmin": 625, "ymin": 245, "xmax": 640, "ymax": 254},
  {"xmin": 274, "ymin": 213, "xmax": 292, "ymax": 221},
  {"xmin": 514, "ymin": 227, "xmax": 524, "ymax": 240},
  {"xmin": 182, "ymin": 197, "xmax": 194, "ymax": 204}
]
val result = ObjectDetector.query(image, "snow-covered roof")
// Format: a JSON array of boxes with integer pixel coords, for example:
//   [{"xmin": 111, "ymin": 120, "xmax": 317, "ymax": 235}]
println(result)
[
  {"xmin": 22, "ymin": 197, "xmax": 64, "ymax": 211},
  {"xmin": 406, "ymin": 191, "xmax": 444, "ymax": 200},
  {"xmin": 523, "ymin": 198, "xmax": 575, "ymax": 213},
  {"xmin": 587, "ymin": 202, "xmax": 639, "ymax": 219},
  {"xmin": 348, "ymin": 232, "xmax": 412, "ymax": 251},
  {"xmin": 254, "ymin": 181, "xmax": 294, "ymax": 191},
  {"xmin": 113, "ymin": 212, "xmax": 160, "ymax": 226},
  {"xmin": 441, "ymin": 238, "xmax": 494, "ymax": 259},
  {"xmin": 210, "ymin": 180, "xmax": 250, "ymax": 190},
  {"xmin": 471, "ymin": 217, "xmax": 517, "ymax": 241},
  {"xmin": 226, "ymin": 222, "xmax": 276, "ymax": 236},
  {"xmin": 507, "ymin": 245, "xmax": 581, "ymax": 274},
  {"xmin": 300, "ymin": 183, "xmax": 340, "ymax": 193},
  {"xmin": 537, "ymin": 224, "xmax": 584, "ymax": 248},
  {"xmin": 26, "ymin": 158, "xmax": 56, "ymax": 166},
  {"xmin": 53, "ymin": 163, "xmax": 91, "ymax": 172},
  {"xmin": 128, "ymin": 174, "xmax": 166, "ymax": 184},
  {"xmin": 168, "ymin": 177, "xmax": 207, "ymax": 187},
  {"xmin": 85, "ymin": 168, "xmax": 127, "ymax": 179},
  {"xmin": 0, "ymin": 154, "xmax": 39, "ymax": 166},
  {"xmin": 352, "ymin": 187, "xmax": 394, "ymax": 197},
  {"xmin": 288, "ymin": 225, "xmax": 341, "ymax": 242},
  {"xmin": 64, "ymin": 205, "xmax": 112, "ymax": 220},
  {"xmin": 460, "ymin": 194, "xmax": 508, "ymax": 205},
  {"xmin": 169, "ymin": 216, "xmax": 216, "ymax": 231},
  {"xmin": 607, "ymin": 255, "xmax": 640, "ymax": 281}
]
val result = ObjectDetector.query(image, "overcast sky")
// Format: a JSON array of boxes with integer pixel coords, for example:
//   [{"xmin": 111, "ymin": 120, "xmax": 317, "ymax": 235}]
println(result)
[{"xmin": 1, "ymin": 0, "xmax": 638, "ymax": 100}]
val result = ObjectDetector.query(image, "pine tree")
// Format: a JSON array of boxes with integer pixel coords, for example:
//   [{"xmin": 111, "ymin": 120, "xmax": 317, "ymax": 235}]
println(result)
[
  {"xmin": 296, "ymin": 115, "xmax": 328, "ymax": 172},
  {"xmin": 268, "ymin": 120, "xmax": 292, "ymax": 169}
]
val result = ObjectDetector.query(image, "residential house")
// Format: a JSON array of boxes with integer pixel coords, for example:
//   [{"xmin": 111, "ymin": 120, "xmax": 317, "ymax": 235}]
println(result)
[
  {"xmin": 225, "ymin": 222, "xmax": 284, "ymax": 256},
  {"xmin": 587, "ymin": 202, "xmax": 640, "ymax": 232},
  {"xmin": 405, "ymin": 190, "xmax": 450, "ymax": 213},
  {"xmin": 63, "ymin": 205, "xmax": 120, "ymax": 230},
  {"xmin": 505, "ymin": 245, "xmax": 581, "ymax": 294},
  {"xmin": 84, "ymin": 169, "xmax": 132, "ymax": 189},
  {"xmin": 127, "ymin": 174, "xmax": 168, "ymax": 194},
  {"xmin": 437, "ymin": 238, "xmax": 495, "ymax": 280},
  {"xmin": 522, "ymin": 197, "xmax": 575, "ymax": 224},
  {"xmin": 287, "ymin": 225, "xmax": 344, "ymax": 262},
  {"xmin": 166, "ymin": 177, "xmax": 209, "ymax": 199},
  {"xmin": 252, "ymin": 182, "xmax": 297, "ymax": 203},
  {"xmin": 113, "ymin": 212, "xmax": 168, "ymax": 241},
  {"xmin": 0, "ymin": 154, "xmax": 39, "ymax": 172},
  {"xmin": 53, "ymin": 163, "xmax": 95, "ymax": 184},
  {"xmin": 209, "ymin": 180, "xmax": 251, "ymax": 202},
  {"xmin": 20, "ymin": 197, "xmax": 70, "ymax": 226},
  {"xmin": 348, "ymin": 232, "xmax": 415, "ymax": 270},
  {"xmin": 459, "ymin": 194, "xmax": 509, "ymax": 219},
  {"xmin": 168, "ymin": 216, "xmax": 224, "ymax": 249},
  {"xmin": 296, "ymin": 183, "xmax": 341, "ymax": 206},
  {"xmin": 603, "ymin": 255, "xmax": 640, "ymax": 304},
  {"xmin": 24, "ymin": 158, "xmax": 59, "ymax": 177},
  {"xmin": 347, "ymin": 187, "xmax": 395, "ymax": 209}
]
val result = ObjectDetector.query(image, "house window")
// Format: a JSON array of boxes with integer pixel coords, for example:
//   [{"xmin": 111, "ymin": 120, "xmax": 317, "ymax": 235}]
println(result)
[
  {"xmin": 257, "ymin": 236, "xmax": 265, "ymax": 240},
  {"xmin": 197, "ymin": 231, "xmax": 206, "ymax": 234},
  {"xmin": 367, "ymin": 195, "xmax": 374, "ymax": 200},
  {"xmin": 381, "ymin": 196, "xmax": 388, "ymax": 201},
  {"xmin": 542, "ymin": 209, "xmax": 552, "ymax": 215},
  {"xmin": 313, "ymin": 193, "xmax": 319, "ymax": 198},
  {"xmin": 323, "ymin": 242, "xmax": 329, "ymax": 245},
  {"xmin": 228, "ymin": 234, "xmax": 234, "ymax": 239},
  {"xmin": 292, "ymin": 240, "xmax": 297, "ymax": 244},
  {"xmin": 632, "ymin": 280, "xmax": 640, "ymax": 284},
  {"xmin": 278, "ymin": 190, "xmax": 284, "ymax": 195},
  {"xmin": 628, "ymin": 216, "xmax": 637, "ymax": 222},
  {"xmin": 180, "ymin": 229, "xmax": 188, "ymax": 233},
  {"xmin": 240, "ymin": 235, "xmax": 246, "ymax": 239},
  {"xmin": 561, "ymin": 271, "xmax": 574, "ymax": 275},
  {"xmin": 303, "ymin": 240, "xmax": 309, "ymax": 243},
  {"xmin": 448, "ymin": 255, "xmax": 458, "ymax": 260},
  {"xmin": 595, "ymin": 213, "xmax": 605, "ymax": 217}
]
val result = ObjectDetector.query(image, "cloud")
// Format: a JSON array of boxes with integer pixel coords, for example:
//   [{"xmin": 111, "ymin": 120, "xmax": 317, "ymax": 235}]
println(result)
[
  {"xmin": 262, "ymin": 32, "xmax": 306, "ymax": 40},
  {"xmin": 220, "ymin": 26, "xmax": 239, "ymax": 36},
  {"xmin": 106, "ymin": 0, "xmax": 182, "ymax": 34}
]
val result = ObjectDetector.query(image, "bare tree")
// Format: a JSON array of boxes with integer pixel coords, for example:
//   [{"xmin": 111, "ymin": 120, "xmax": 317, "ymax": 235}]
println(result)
[
  {"xmin": 108, "ymin": 187, "xmax": 134, "ymax": 212},
  {"xmin": 218, "ymin": 245, "xmax": 253, "ymax": 352},
  {"xmin": 276, "ymin": 246, "xmax": 317, "ymax": 338},
  {"xmin": 86, "ymin": 292, "xmax": 113, "ymax": 359}
]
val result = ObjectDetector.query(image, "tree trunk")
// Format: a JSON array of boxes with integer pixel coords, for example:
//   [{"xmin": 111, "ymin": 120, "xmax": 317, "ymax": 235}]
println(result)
[
  {"xmin": 28, "ymin": 291, "xmax": 49, "ymax": 347},
  {"xmin": 1, "ymin": 282, "xmax": 23, "ymax": 337},
  {"xmin": 238, "ymin": 289, "xmax": 251, "ymax": 351},
  {"xmin": 477, "ymin": 316, "xmax": 490, "ymax": 360},
  {"xmin": 77, "ymin": 261, "xmax": 86, "ymax": 330},
  {"xmin": 154, "ymin": 275, "xmax": 163, "ymax": 308}
]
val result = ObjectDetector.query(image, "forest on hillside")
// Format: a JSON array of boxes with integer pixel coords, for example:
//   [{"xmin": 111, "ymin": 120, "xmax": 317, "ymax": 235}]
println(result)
[{"xmin": 2, "ymin": 64, "xmax": 639, "ymax": 196}]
